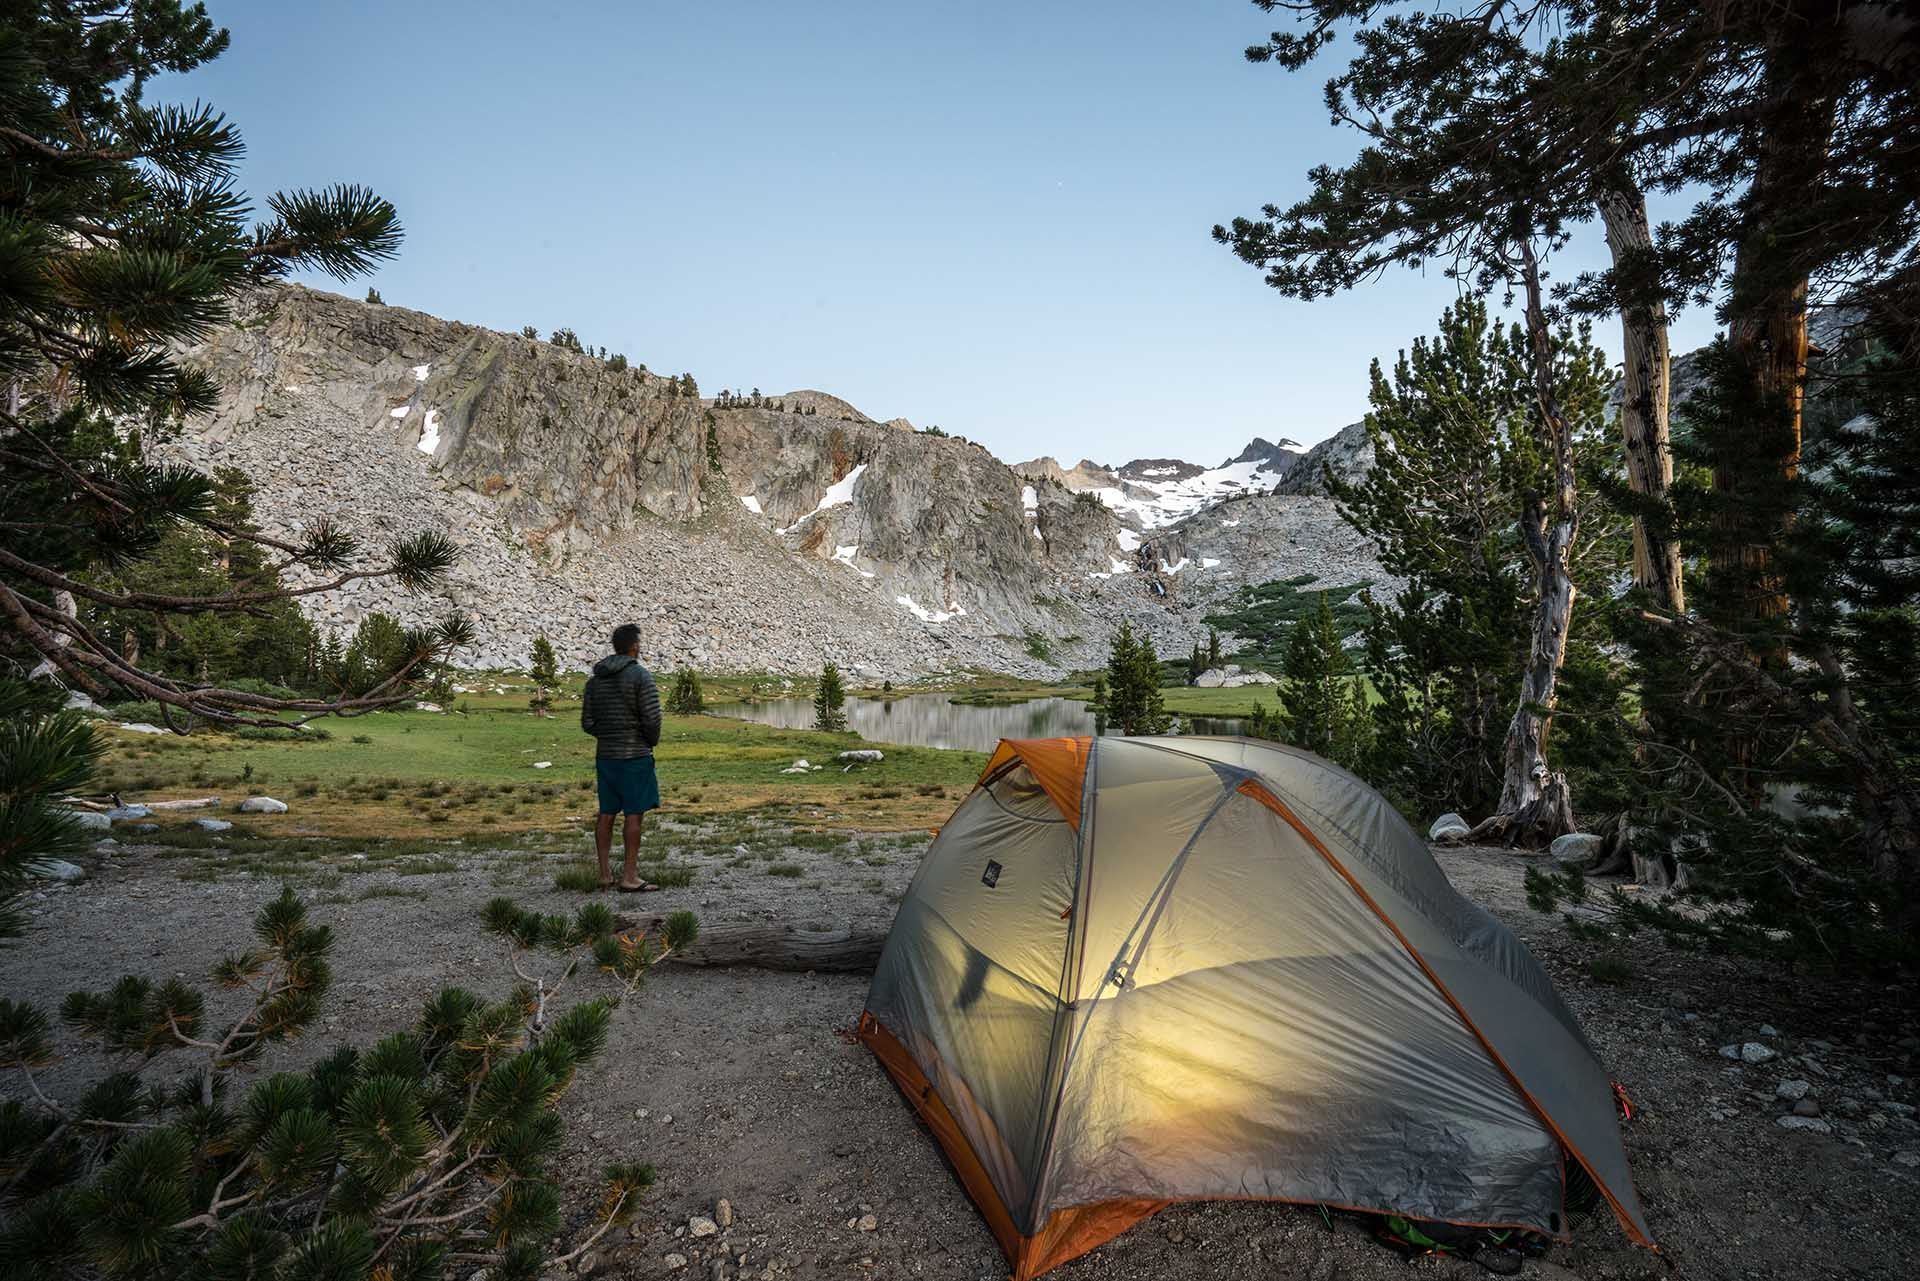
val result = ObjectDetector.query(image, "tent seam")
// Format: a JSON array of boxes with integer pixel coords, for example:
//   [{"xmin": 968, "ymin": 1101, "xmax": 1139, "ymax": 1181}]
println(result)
[
  {"xmin": 1026, "ymin": 769, "xmax": 1238, "ymax": 1232},
  {"xmin": 1025, "ymin": 733, "xmax": 1100, "ymax": 1233}
]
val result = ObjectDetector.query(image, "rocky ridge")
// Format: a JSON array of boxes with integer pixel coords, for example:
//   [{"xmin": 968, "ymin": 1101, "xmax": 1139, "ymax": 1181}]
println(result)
[{"xmin": 167, "ymin": 286, "xmax": 1385, "ymax": 676}]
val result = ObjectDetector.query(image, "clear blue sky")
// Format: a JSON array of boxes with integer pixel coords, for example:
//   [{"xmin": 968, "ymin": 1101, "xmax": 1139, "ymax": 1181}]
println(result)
[{"xmin": 165, "ymin": 0, "xmax": 1716, "ymax": 463}]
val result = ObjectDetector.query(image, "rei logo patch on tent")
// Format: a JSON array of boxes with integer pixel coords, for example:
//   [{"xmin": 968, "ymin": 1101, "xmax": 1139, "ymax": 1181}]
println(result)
[{"xmin": 981, "ymin": 860, "xmax": 1002, "ymax": 888}]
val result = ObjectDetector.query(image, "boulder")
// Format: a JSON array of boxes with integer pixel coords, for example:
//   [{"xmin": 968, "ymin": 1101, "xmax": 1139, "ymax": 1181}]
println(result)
[
  {"xmin": 1428, "ymin": 813, "xmax": 1470, "ymax": 841},
  {"xmin": 837, "ymin": 750, "xmax": 884, "ymax": 764},
  {"xmin": 116, "ymin": 722, "xmax": 166, "ymax": 734},
  {"xmin": 57, "ymin": 809, "xmax": 111, "ymax": 831},
  {"xmin": 1776, "ymin": 1079, "xmax": 1812, "ymax": 1101},
  {"xmin": 193, "ymin": 818, "xmax": 233, "ymax": 833},
  {"xmin": 238, "ymin": 796, "xmax": 288, "ymax": 814},
  {"xmin": 105, "ymin": 804, "xmax": 152, "ymax": 821},
  {"xmin": 1776, "ymin": 1115, "xmax": 1832, "ymax": 1134},
  {"xmin": 35, "ymin": 859, "xmax": 86, "ymax": 883},
  {"xmin": 1719, "ymin": 1042, "xmax": 1777, "ymax": 1064},
  {"xmin": 1549, "ymin": 832, "xmax": 1604, "ymax": 866}
]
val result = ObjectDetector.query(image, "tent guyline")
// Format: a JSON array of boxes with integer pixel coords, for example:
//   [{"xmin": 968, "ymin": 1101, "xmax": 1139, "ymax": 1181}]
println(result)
[{"xmin": 858, "ymin": 734, "xmax": 1652, "ymax": 1279}]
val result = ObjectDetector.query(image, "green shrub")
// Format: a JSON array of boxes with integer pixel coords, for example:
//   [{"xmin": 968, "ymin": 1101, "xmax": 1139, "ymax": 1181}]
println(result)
[{"xmin": 0, "ymin": 888, "xmax": 695, "ymax": 1278}]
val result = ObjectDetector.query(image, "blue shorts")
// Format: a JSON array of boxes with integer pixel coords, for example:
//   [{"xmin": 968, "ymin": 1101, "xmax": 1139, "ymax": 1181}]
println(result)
[{"xmin": 596, "ymin": 756, "xmax": 661, "ymax": 816}]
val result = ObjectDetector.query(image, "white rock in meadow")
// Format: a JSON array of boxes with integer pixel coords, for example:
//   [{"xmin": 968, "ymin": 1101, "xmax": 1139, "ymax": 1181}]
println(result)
[
  {"xmin": 837, "ymin": 750, "xmax": 884, "ymax": 763},
  {"xmin": 238, "ymin": 797, "xmax": 288, "ymax": 814},
  {"xmin": 532, "ymin": 761, "xmax": 552, "ymax": 769}
]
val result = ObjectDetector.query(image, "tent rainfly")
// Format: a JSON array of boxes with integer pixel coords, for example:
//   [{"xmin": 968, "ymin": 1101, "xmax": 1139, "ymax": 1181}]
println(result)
[{"xmin": 857, "ymin": 735, "xmax": 1651, "ymax": 1279}]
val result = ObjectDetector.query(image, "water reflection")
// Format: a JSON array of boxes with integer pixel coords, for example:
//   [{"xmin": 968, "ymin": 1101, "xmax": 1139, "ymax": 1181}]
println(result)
[{"xmin": 708, "ymin": 694, "xmax": 1243, "ymax": 753}]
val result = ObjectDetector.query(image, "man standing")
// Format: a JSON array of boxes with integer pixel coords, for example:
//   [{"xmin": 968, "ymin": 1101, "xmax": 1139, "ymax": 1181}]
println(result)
[{"xmin": 580, "ymin": 623, "xmax": 663, "ymax": 892}]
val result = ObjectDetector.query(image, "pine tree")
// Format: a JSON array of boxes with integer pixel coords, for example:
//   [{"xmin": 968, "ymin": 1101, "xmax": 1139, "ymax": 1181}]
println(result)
[
  {"xmin": 528, "ymin": 635, "xmax": 559, "ymax": 716},
  {"xmin": 0, "ymin": 0, "xmax": 468, "ymax": 727},
  {"xmin": 1187, "ymin": 641, "xmax": 1206, "ymax": 685},
  {"xmin": 1207, "ymin": 628, "xmax": 1222, "ymax": 669},
  {"xmin": 1104, "ymin": 622, "xmax": 1168, "ymax": 736},
  {"xmin": 668, "ymin": 668, "xmax": 706, "ymax": 716},
  {"xmin": 521, "ymin": 324, "xmax": 539, "ymax": 339},
  {"xmin": 1220, "ymin": 0, "xmax": 1920, "ymax": 772},
  {"xmin": 365, "ymin": 286, "xmax": 384, "ymax": 305},
  {"xmin": 0, "ymin": 680, "xmax": 101, "ymax": 941},
  {"xmin": 1279, "ymin": 594, "xmax": 1371, "ymax": 771},
  {"xmin": 1598, "ymin": 300, "xmax": 1920, "ymax": 965},
  {"xmin": 0, "ymin": 883, "xmax": 696, "ymax": 1276},
  {"xmin": 813, "ymin": 661, "xmax": 847, "ymax": 732},
  {"xmin": 1327, "ymin": 300, "xmax": 1622, "ymax": 840}
]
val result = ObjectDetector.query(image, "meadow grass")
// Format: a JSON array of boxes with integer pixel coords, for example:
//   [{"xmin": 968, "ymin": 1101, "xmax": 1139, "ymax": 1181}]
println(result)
[{"xmin": 92, "ymin": 686, "xmax": 985, "ymax": 841}]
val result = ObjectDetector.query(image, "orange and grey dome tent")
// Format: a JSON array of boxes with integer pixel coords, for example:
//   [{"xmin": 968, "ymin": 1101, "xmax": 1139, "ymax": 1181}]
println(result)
[{"xmin": 857, "ymin": 735, "xmax": 1651, "ymax": 1279}]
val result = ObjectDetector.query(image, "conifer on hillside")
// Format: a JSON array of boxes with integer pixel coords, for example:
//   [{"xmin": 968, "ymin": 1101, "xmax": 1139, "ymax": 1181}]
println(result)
[
  {"xmin": 1279, "ymin": 594, "xmax": 1371, "ymax": 771},
  {"xmin": 1104, "ymin": 622, "xmax": 1168, "ymax": 736},
  {"xmin": 668, "ymin": 668, "xmax": 706, "ymax": 716},
  {"xmin": 813, "ymin": 661, "xmax": 847, "ymax": 732},
  {"xmin": 528, "ymin": 635, "xmax": 559, "ymax": 715}
]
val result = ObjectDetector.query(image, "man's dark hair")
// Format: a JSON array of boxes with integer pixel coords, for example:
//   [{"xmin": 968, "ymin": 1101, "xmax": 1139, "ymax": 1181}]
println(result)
[{"xmin": 611, "ymin": 623, "xmax": 640, "ymax": 655}]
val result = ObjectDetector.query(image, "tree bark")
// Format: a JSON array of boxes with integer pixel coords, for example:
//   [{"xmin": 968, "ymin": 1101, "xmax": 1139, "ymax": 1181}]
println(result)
[
  {"xmin": 1713, "ymin": 34, "xmax": 1839, "ymax": 639},
  {"xmin": 1598, "ymin": 181, "xmax": 1682, "ymax": 613},
  {"xmin": 622, "ymin": 916, "xmax": 884, "ymax": 973},
  {"xmin": 1465, "ymin": 241, "xmax": 1581, "ymax": 849}
]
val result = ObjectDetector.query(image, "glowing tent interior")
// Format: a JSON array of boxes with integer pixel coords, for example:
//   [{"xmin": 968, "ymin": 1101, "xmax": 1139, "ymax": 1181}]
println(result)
[{"xmin": 857, "ymin": 735, "xmax": 1650, "ymax": 1279}]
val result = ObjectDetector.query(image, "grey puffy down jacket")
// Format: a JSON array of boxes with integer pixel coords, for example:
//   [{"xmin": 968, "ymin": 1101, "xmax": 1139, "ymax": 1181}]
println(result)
[{"xmin": 580, "ymin": 654, "xmax": 662, "ymax": 759}]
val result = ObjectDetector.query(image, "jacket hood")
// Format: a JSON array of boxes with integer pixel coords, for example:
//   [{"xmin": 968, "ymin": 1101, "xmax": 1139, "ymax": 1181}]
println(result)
[{"xmin": 593, "ymin": 654, "xmax": 638, "ymax": 677}]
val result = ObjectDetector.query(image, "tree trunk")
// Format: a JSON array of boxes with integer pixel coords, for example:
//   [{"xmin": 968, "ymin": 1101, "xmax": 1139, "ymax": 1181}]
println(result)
[
  {"xmin": 1466, "ymin": 241, "xmax": 1580, "ymax": 849},
  {"xmin": 1713, "ymin": 37, "xmax": 1839, "ymax": 639},
  {"xmin": 622, "ymin": 915, "xmax": 884, "ymax": 972},
  {"xmin": 1708, "ymin": 32, "xmax": 1841, "ymax": 787},
  {"xmin": 1598, "ymin": 181, "xmax": 1682, "ymax": 613}
]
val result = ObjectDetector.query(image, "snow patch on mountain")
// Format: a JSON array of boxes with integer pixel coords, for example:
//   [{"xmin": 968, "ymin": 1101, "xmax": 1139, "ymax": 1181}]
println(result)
[
  {"xmin": 778, "ymin": 462, "xmax": 867, "ymax": 532},
  {"xmin": 896, "ymin": 595, "xmax": 964, "ymax": 623}
]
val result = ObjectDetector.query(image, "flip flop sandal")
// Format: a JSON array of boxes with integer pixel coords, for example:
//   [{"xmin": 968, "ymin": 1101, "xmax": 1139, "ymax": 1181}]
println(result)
[{"xmin": 617, "ymin": 881, "xmax": 660, "ymax": 893}]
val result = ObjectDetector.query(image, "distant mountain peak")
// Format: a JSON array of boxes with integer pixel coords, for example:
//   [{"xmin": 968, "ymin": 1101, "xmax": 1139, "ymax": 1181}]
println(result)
[{"xmin": 1222, "ymin": 436, "xmax": 1306, "ymax": 471}]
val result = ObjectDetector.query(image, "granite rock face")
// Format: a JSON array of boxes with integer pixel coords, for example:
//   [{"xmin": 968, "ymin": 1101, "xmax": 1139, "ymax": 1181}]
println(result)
[{"xmin": 167, "ymin": 286, "xmax": 1391, "ymax": 677}]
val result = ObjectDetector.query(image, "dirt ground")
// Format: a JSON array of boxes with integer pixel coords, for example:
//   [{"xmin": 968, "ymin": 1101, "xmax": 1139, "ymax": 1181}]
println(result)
[{"xmin": 8, "ymin": 820, "xmax": 1917, "ymax": 1281}]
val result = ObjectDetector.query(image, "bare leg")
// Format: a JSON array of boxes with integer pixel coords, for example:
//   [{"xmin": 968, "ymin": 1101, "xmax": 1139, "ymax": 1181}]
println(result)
[
  {"xmin": 621, "ymin": 812, "xmax": 645, "ymax": 888},
  {"xmin": 595, "ymin": 813, "xmax": 616, "ymax": 887}
]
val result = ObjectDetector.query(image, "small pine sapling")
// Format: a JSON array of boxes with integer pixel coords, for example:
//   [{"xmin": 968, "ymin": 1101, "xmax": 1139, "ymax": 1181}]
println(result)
[{"xmin": 813, "ymin": 661, "xmax": 847, "ymax": 733}]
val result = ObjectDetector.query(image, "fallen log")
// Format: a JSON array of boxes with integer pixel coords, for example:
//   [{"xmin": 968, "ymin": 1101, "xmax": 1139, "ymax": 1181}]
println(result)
[
  {"xmin": 621, "ymin": 915, "xmax": 884, "ymax": 973},
  {"xmin": 62, "ymin": 794, "xmax": 222, "ymax": 812}
]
